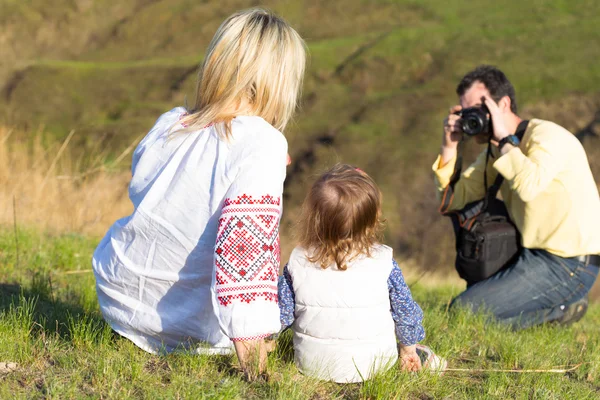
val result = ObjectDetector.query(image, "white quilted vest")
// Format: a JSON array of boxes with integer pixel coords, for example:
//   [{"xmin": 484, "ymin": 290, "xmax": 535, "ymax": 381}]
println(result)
[{"xmin": 287, "ymin": 244, "xmax": 398, "ymax": 383}]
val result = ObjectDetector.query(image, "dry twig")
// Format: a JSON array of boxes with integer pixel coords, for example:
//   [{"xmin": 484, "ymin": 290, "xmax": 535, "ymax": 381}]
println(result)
[
  {"xmin": 57, "ymin": 133, "xmax": 143, "ymax": 180},
  {"xmin": 13, "ymin": 195, "xmax": 19, "ymax": 268},
  {"xmin": 445, "ymin": 363, "xmax": 583, "ymax": 374},
  {"xmin": 40, "ymin": 129, "xmax": 76, "ymax": 189},
  {"xmin": 58, "ymin": 269, "xmax": 93, "ymax": 275}
]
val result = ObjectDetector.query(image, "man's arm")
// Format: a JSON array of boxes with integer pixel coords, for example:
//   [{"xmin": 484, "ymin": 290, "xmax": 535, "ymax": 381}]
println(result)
[
  {"xmin": 433, "ymin": 149, "xmax": 492, "ymax": 212},
  {"xmin": 493, "ymin": 127, "xmax": 566, "ymax": 202},
  {"xmin": 481, "ymin": 95, "xmax": 566, "ymax": 203},
  {"xmin": 434, "ymin": 105, "xmax": 493, "ymax": 212}
]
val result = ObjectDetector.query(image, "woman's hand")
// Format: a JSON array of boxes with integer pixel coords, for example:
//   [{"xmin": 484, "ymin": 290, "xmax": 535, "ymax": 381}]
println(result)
[
  {"xmin": 399, "ymin": 344, "xmax": 422, "ymax": 372},
  {"xmin": 234, "ymin": 339, "xmax": 269, "ymax": 381},
  {"xmin": 265, "ymin": 339, "xmax": 277, "ymax": 353}
]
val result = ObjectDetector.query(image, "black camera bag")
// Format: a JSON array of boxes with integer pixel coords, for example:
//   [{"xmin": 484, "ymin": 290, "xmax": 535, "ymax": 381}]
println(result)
[{"xmin": 440, "ymin": 121, "xmax": 528, "ymax": 286}]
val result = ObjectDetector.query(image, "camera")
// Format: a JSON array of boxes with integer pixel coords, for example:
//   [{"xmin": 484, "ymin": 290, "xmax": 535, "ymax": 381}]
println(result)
[{"xmin": 455, "ymin": 105, "xmax": 491, "ymax": 136}]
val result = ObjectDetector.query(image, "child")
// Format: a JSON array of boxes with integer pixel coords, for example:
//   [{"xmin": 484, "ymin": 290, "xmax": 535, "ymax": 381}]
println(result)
[{"xmin": 277, "ymin": 164, "xmax": 445, "ymax": 383}]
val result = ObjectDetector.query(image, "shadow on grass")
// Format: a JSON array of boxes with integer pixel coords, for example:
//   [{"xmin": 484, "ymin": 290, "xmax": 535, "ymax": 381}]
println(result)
[
  {"xmin": 273, "ymin": 329, "xmax": 295, "ymax": 364},
  {"xmin": 0, "ymin": 272, "xmax": 115, "ymax": 344},
  {"xmin": 0, "ymin": 271, "xmax": 306, "ymax": 385},
  {"xmin": 212, "ymin": 354, "xmax": 239, "ymax": 377}
]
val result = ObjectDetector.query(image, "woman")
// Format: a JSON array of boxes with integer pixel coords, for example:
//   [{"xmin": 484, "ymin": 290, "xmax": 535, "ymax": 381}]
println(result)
[{"xmin": 92, "ymin": 8, "xmax": 306, "ymax": 378}]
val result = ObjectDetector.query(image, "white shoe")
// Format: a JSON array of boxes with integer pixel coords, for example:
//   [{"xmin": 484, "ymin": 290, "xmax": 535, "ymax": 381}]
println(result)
[{"xmin": 415, "ymin": 344, "xmax": 447, "ymax": 375}]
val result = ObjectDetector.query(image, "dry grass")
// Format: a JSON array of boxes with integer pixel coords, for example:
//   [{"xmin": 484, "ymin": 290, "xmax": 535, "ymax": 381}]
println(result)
[
  {"xmin": 0, "ymin": 126, "xmax": 132, "ymax": 237},
  {"xmin": 0, "ymin": 124, "xmax": 464, "ymax": 292}
]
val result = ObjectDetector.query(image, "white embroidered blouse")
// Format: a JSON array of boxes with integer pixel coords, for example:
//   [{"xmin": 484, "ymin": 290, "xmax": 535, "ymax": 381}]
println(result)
[{"xmin": 92, "ymin": 107, "xmax": 286, "ymax": 354}]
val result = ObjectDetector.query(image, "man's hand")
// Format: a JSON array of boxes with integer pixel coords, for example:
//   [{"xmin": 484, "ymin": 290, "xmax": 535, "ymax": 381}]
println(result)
[
  {"xmin": 441, "ymin": 105, "xmax": 464, "ymax": 165},
  {"xmin": 482, "ymin": 95, "xmax": 511, "ymax": 149},
  {"xmin": 399, "ymin": 344, "xmax": 422, "ymax": 372}
]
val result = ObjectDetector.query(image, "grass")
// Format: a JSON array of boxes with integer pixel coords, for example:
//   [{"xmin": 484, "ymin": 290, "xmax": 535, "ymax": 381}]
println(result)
[{"xmin": 0, "ymin": 228, "xmax": 599, "ymax": 399}]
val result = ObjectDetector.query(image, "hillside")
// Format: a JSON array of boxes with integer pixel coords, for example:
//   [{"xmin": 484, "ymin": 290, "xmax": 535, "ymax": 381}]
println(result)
[{"xmin": 2, "ymin": 0, "xmax": 600, "ymax": 269}]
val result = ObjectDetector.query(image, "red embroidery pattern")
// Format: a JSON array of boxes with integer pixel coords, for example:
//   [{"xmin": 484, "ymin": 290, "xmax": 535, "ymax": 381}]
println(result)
[
  {"xmin": 215, "ymin": 195, "xmax": 281, "ymax": 306},
  {"xmin": 221, "ymin": 207, "xmax": 280, "ymax": 215},
  {"xmin": 216, "ymin": 284, "xmax": 278, "ymax": 293},
  {"xmin": 231, "ymin": 333, "xmax": 272, "ymax": 342},
  {"xmin": 218, "ymin": 291, "xmax": 278, "ymax": 306},
  {"xmin": 223, "ymin": 194, "xmax": 281, "ymax": 206}
]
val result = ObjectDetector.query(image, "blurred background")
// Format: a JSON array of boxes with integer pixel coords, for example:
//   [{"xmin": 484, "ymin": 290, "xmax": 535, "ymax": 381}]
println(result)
[{"xmin": 1, "ymin": 0, "xmax": 599, "ymax": 293}]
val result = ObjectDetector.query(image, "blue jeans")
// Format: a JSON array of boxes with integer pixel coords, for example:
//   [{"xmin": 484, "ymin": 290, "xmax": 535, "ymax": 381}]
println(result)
[{"xmin": 451, "ymin": 248, "xmax": 599, "ymax": 330}]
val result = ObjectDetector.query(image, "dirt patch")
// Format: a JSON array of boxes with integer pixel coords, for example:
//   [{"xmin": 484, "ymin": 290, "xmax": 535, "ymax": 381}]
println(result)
[{"xmin": 0, "ymin": 362, "xmax": 18, "ymax": 374}]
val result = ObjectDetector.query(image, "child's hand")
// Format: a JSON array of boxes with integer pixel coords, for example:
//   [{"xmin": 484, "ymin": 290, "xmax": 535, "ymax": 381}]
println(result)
[{"xmin": 399, "ymin": 344, "xmax": 422, "ymax": 372}]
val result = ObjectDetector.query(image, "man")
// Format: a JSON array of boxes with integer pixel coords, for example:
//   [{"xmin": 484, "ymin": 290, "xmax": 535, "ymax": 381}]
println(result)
[{"xmin": 433, "ymin": 65, "xmax": 600, "ymax": 329}]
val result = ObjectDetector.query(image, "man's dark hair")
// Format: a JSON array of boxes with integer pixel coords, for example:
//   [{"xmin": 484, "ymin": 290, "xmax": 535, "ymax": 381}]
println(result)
[{"xmin": 456, "ymin": 65, "xmax": 518, "ymax": 114}]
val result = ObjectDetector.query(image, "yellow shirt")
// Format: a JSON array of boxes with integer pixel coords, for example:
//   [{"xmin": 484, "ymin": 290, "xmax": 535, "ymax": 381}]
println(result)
[{"xmin": 432, "ymin": 118, "xmax": 600, "ymax": 257}]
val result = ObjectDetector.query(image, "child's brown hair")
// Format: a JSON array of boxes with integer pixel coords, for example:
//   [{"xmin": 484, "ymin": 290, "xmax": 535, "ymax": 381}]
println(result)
[{"xmin": 297, "ymin": 164, "xmax": 384, "ymax": 270}]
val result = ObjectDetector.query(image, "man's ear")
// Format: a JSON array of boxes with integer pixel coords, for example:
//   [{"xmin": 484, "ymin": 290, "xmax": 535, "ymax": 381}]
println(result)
[{"xmin": 499, "ymin": 96, "xmax": 511, "ymax": 112}]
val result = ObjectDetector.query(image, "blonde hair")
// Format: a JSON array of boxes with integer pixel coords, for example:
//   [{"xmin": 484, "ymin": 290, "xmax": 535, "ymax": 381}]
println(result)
[
  {"xmin": 178, "ymin": 8, "xmax": 306, "ymax": 136},
  {"xmin": 297, "ymin": 164, "xmax": 385, "ymax": 270}
]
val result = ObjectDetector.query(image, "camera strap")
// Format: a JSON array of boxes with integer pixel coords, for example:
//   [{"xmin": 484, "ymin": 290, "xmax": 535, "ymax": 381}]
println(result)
[{"xmin": 440, "ymin": 119, "xmax": 529, "ymax": 215}]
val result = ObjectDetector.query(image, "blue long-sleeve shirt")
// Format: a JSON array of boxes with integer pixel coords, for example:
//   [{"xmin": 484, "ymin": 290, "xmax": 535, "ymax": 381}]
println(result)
[{"xmin": 277, "ymin": 259, "xmax": 425, "ymax": 345}]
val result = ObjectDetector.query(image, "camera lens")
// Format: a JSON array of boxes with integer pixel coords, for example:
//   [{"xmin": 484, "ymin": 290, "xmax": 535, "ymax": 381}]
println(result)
[
  {"xmin": 458, "ymin": 106, "xmax": 489, "ymax": 136},
  {"xmin": 462, "ymin": 115, "xmax": 482, "ymax": 136}
]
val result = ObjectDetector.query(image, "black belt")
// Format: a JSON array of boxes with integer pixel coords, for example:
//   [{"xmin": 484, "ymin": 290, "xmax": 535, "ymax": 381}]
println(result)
[{"xmin": 575, "ymin": 254, "xmax": 600, "ymax": 267}]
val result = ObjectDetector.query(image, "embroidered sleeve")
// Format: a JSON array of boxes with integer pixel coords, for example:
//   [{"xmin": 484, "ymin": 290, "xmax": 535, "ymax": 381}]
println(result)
[
  {"xmin": 213, "ymin": 132, "xmax": 287, "ymax": 342},
  {"xmin": 277, "ymin": 264, "xmax": 296, "ymax": 330},
  {"xmin": 388, "ymin": 259, "xmax": 425, "ymax": 345}
]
